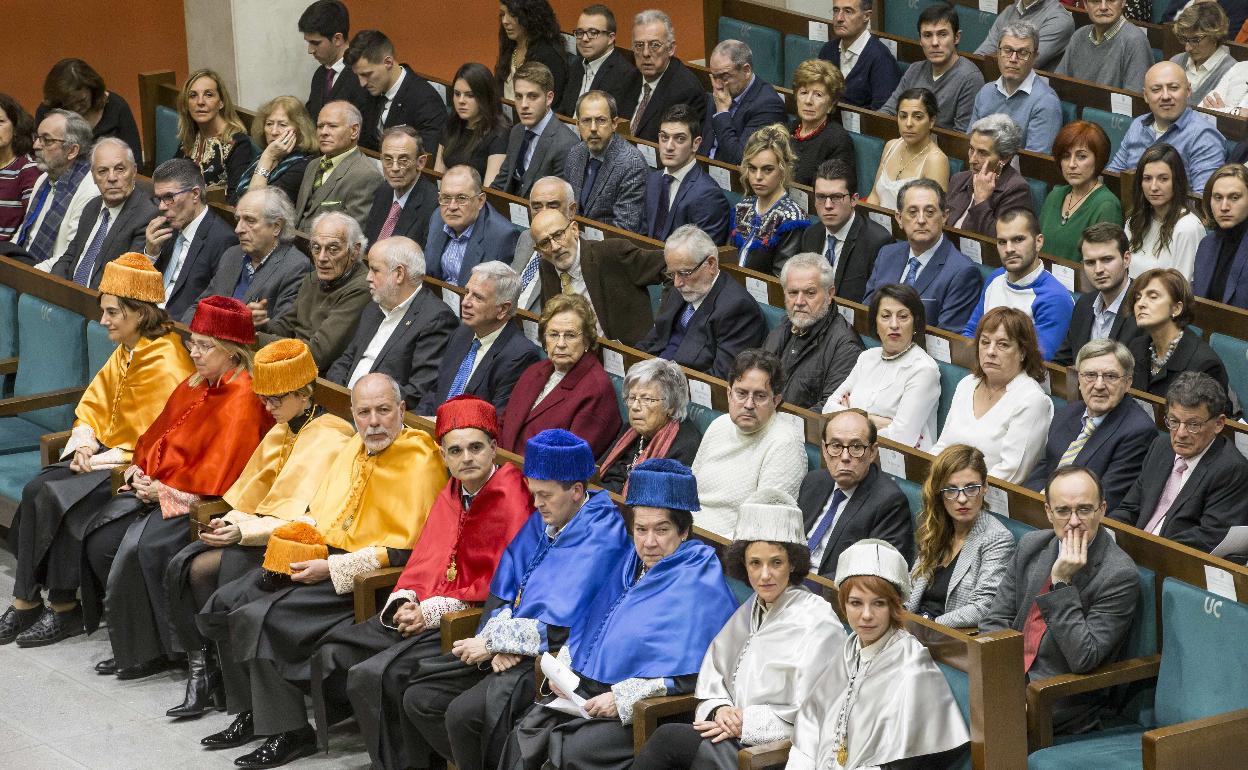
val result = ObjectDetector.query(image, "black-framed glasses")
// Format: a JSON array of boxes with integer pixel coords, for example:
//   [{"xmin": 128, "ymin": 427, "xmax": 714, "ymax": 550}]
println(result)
[
  {"xmin": 824, "ymin": 442, "xmax": 871, "ymax": 458},
  {"xmin": 572, "ymin": 27, "xmax": 607, "ymax": 39},
  {"xmin": 662, "ymin": 252, "xmax": 711, "ymax": 281},
  {"xmin": 1164, "ymin": 414, "xmax": 1216, "ymax": 433},
  {"xmin": 534, "ymin": 222, "xmax": 574, "ymax": 250},
  {"xmin": 940, "ymin": 484, "xmax": 985, "ymax": 500},
  {"xmin": 259, "ymin": 392, "xmax": 293, "ymax": 408},
  {"xmin": 153, "ymin": 187, "xmax": 194, "ymax": 206},
  {"xmin": 998, "ymin": 45, "xmax": 1034, "ymax": 61}
]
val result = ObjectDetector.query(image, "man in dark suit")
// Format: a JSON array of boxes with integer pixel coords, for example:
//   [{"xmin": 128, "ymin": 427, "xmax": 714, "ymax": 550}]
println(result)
[
  {"xmin": 565, "ymin": 91, "xmax": 648, "ymax": 233},
  {"xmin": 529, "ymin": 209, "xmax": 665, "ymax": 346},
  {"xmin": 299, "ymin": 0, "xmax": 371, "ymax": 122},
  {"xmin": 863, "ymin": 179, "xmax": 981, "ymax": 332},
  {"xmin": 1195, "ymin": 166, "xmax": 1248, "ymax": 310},
  {"xmin": 1053, "ymin": 223, "xmax": 1143, "ymax": 366},
  {"xmin": 141, "ymin": 158, "xmax": 238, "ymax": 321},
  {"xmin": 425, "ymin": 166, "xmax": 519, "ymax": 287},
  {"xmin": 511, "ymin": 176, "xmax": 578, "ymax": 313},
  {"xmin": 636, "ymin": 224, "xmax": 765, "ymax": 380},
  {"xmin": 1025, "ymin": 340, "xmax": 1157, "ymax": 510},
  {"xmin": 51, "ymin": 138, "xmax": 155, "ymax": 289},
  {"xmin": 344, "ymin": 30, "xmax": 444, "ymax": 154},
  {"xmin": 327, "ymin": 237, "xmax": 458, "ymax": 408},
  {"xmin": 818, "ymin": 0, "xmax": 900, "ymax": 109},
  {"xmin": 1110, "ymin": 372, "xmax": 1248, "ymax": 560},
  {"xmin": 178, "ymin": 188, "xmax": 309, "ymax": 326},
  {"xmin": 644, "ymin": 104, "xmax": 730, "ymax": 244},
  {"xmin": 983, "ymin": 466, "xmax": 1139, "ymax": 733},
  {"xmin": 417, "ymin": 261, "xmax": 541, "ymax": 416},
  {"xmin": 799, "ymin": 158, "xmax": 892, "ymax": 303},
  {"xmin": 561, "ymin": 5, "xmax": 642, "ymax": 118},
  {"xmin": 704, "ymin": 39, "xmax": 787, "ymax": 165},
  {"xmin": 492, "ymin": 62, "xmax": 581, "ymax": 199},
  {"xmin": 799, "ymin": 409, "xmax": 914, "ymax": 579},
  {"xmin": 362, "ymin": 127, "xmax": 439, "ymax": 248},
  {"xmin": 626, "ymin": 10, "xmax": 707, "ymax": 142},
  {"xmin": 294, "ymin": 101, "xmax": 382, "ymax": 231}
]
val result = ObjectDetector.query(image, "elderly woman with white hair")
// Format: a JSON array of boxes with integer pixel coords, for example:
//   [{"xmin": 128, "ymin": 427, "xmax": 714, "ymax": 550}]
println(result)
[
  {"xmin": 786, "ymin": 540, "xmax": 970, "ymax": 770},
  {"xmin": 943, "ymin": 113, "xmax": 1033, "ymax": 237},
  {"xmin": 596, "ymin": 358, "xmax": 702, "ymax": 494}
]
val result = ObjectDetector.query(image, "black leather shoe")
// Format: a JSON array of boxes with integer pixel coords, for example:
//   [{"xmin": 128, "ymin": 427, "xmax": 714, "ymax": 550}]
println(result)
[
  {"xmin": 15, "ymin": 605, "xmax": 83, "ymax": 648},
  {"xmin": 0, "ymin": 604, "xmax": 44, "ymax": 645},
  {"xmin": 233, "ymin": 725, "xmax": 316, "ymax": 768},
  {"xmin": 116, "ymin": 655, "xmax": 180, "ymax": 681},
  {"xmin": 202, "ymin": 711, "xmax": 255, "ymax": 750},
  {"xmin": 167, "ymin": 645, "xmax": 225, "ymax": 718},
  {"xmin": 95, "ymin": 658, "xmax": 117, "ymax": 675}
]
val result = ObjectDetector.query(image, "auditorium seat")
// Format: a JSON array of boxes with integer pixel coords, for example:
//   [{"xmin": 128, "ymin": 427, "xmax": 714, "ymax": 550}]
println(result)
[
  {"xmin": 717, "ymin": 17, "xmax": 783, "ymax": 87},
  {"xmin": 990, "ymin": 511, "xmax": 1034, "ymax": 541},
  {"xmin": 86, "ymin": 321, "xmax": 113, "ymax": 377},
  {"xmin": 1081, "ymin": 107, "xmax": 1133, "ymax": 157},
  {"xmin": 154, "ymin": 104, "xmax": 180, "ymax": 166},
  {"xmin": 893, "ymin": 474, "xmax": 923, "ymax": 521},
  {"xmin": 1209, "ymin": 333, "xmax": 1248, "ymax": 414},
  {"xmin": 849, "ymin": 132, "xmax": 884, "ymax": 198},
  {"xmin": 1026, "ymin": 177, "xmax": 1048, "ymax": 215},
  {"xmin": 936, "ymin": 360, "xmax": 967, "ymax": 433},
  {"xmin": 0, "ymin": 295, "xmax": 88, "ymax": 456},
  {"xmin": 758, "ymin": 300, "xmax": 785, "ymax": 332},
  {"xmin": 953, "ymin": 6, "xmax": 995, "ymax": 53},
  {"xmin": 884, "ymin": 1, "xmax": 925, "ymax": 39},
  {"xmin": 938, "ymin": 662, "xmax": 974, "ymax": 770},
  {"xmin": 783, "ymin": 34, "xmax": 824, "ymax": 87},
  {"xmin": 0, "ymin": 284, "xmax": 16, "ymax": 396}
]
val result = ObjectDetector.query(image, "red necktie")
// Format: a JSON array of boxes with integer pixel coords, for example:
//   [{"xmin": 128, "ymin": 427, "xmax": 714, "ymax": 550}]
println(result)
[
  {"xmin": 378, "ymin": 200, "xmax": 402, "ymax": 240},
  {"xmin": 1022, "ymin": 577, "xmax": 1052, "ymax": 671}
]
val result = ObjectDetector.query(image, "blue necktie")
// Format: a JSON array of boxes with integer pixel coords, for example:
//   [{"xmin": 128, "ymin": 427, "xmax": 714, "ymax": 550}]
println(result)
[
  {"xmin": 579, "ymin": 157, "xmax": 602, "ymax": 209},
  {"xmin": 447, "ymin": 338, "xmax": 481, "ymax": 398},
  {"xmin": 519, "ymin": 253, "xmax": 541, "ymax": 289},
  {"xmin": 233, "ymin": 261, "xmax": 256, "ymax": 300},
  {"xmin": 824, "ymin": 234, "xmax": 838, "ymax": 271},
  {"xmin": 17, "ymin": 182, "xmax": 52, "ymax": 247},
  {"xmin": 901, "ymin": 256, "xmax": 922, "ymax": 286},
  {"xmin": 73, "ymin": 208, "xmax": 110, "ymax": 286},
  {"xmin": 807, "ymin": 488, "xmax": 847, "ymax": 551},
  {"xmin": 652, "ymin": 173, "xmax": 675, "ymax": 239},
  {"xmin": 515, "ymin": 129, "xmax": 537, "ymax": 184},
  {"xmin": 679, "ymin": 302, "xmax": 696, "ymax": 329}
]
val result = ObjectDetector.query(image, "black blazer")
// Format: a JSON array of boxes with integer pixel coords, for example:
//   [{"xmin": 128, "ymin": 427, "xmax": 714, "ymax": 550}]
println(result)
[
  {"xmin": 360, "ymin": 65, "xmax": 446, "ymax": 154},
  {"xmin": 158, "ymin": 208, "xmax": 240, "ymax": 322},
  {"xmin": 362, "ymin": 178, "xmax": 439, "ymax": 248},
  {"xmin": 559, "ymin": 49, "xmax": 642, "ymax": 118},
  {"xmin": 511, "ymin": 40, "xmax": 571, "ymax": 111},
  {"xmin": 798, "ymin": 464, "xmax": 915, "ymax": 578},
  {"xmin": 1052, "ymin": 281, "xmax": 1144, "ymax": 366},
  {"xmin": 643, "ymin": 163, "xmax": 731, "ymax": 244},
  {"xmin": 307, "ymin": 63, "xmax": 373, "ymax": 128},
  {"xmin": 1110, "ymin": 433, "xmax": 1248, "ymax": 560},
  {"xmin": 636, "ymin": 272, "xmax": 765, "ymax": 381},
  {"xmin": 626, "ymin": 59, "xmax": 707, "ymax": 143},
  {"xmin": 1127, "ymin": 329, "xmax": 1229, "ymax": 399},
  {"xmin": 797, "ymin": 212, "xmax": 892, "ymax": 304},
  {"xmin": 326, "ymin": 287, "xmax": 460, "ymax": 409},
  {"xmin": 416, "ymin": 320, "xmax": 542, "ymax": 416},
  {"xmin": 50, "ymin": 189, "xmax": 156, "ymax": 288},
  {"xmin": 704, "ymin": 76, "xmax": 787, "ymax": 166},
  {"xmin": 1024, "ymin": 396, "xmax": 1158, "ymax": 510}
]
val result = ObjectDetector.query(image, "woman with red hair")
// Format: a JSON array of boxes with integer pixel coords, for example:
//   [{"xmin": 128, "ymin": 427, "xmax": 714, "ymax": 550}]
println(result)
[{"xmin": 1039, "ymin": 120, "xmax": 1123, "ymax": 262}]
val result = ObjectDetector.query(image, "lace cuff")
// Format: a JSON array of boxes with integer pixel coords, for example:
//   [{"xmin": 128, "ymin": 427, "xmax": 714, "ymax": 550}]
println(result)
[
  {"xmin": 611, "ymin": 677, "xmax": 667, "ymax": 725},
  {"xmin": 223, "ymin": 512, "xmax": 284, "ymax": 546},
  {"xmin": 421, "ymin": 596, "xmax": 470, "ymax": 629},
  {"xmin": 158, "ymin": 485, "xmax": 199, "ymax": 519},
  {"xmin": 380, "ymin": 589, "xmax": 418, "ymax": 628},
  {"xmin": 62, "ymin": 425, "xmax": 98, "ymax": 458},
  {"xmin": 484, "ymin": 612, "xmax": 543, "ymax": 656},
  {"xmin": 740, "ymin": 704, "xmax": 792, "ymax": 746},
  {"xmin": 86, "ymin": 447, "xmax": 128, "ymax": 470},
  {"xmin": 694, "ymin": 698, "xmax": 733, "ymax": 723},
  {"xmin": 329, "ymin": 548, "xmax": 382, "ymax": 594}
]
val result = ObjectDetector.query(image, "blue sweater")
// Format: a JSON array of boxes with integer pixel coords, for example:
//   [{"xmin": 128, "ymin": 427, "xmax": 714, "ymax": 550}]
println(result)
[{"xmin": 962, "ymin": 265, "xmax": 1075, "ymax": 360}]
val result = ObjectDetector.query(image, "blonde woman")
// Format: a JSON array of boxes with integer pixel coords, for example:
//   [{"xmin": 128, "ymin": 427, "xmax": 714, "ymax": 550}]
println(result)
[
  {"xmin": 790, "ymin": 59, "xmax": 855, "ymax": 189},
  {"xmin": 730, "ymin": 124, "xmax": 810, "ymax": 275},
  {"xmin": 231, "ymin": 95, "xmax": 316, "ymax": 204},
  {"xmin": 174, "ymin": 68, "xmax": 256, "ymax": 198}
]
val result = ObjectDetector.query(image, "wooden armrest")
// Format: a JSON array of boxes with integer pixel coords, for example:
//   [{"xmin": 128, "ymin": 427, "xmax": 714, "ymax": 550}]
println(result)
[
  {"xmin": 632, "ymin": 694, "xmax": 698, "ymax": 753},
  {"xmin": 110, "ymin": 466, "xmax": 126, "ymax": 495},
  {"xmin": 1143, "ymin": 708, "xmax": 1248, "ymax": 770},
  {"xmin": 1026, "ymin": 654, "xmax": 1161, "ymax": 750},
  {"xmin": 738, "ymin": 740, "xmax": 791, "ymax": 770},
  {"xmin": 351, "ymin": 566, "xmax": 403, "ymax": 622},
  {"xmin": 0, "ymin": 357, "xmax": 17, "ymax": 375},
  {"xmin": 440, "ymin": 607, "xmax": 484, "ymax": 653},
  {"xmin": 0, "ymin": 386, "xmax": 86, "ymax": 417},
  {"xmin": 40, "ymin": 430, "xmax": 72, "ymax": 466},
  {"xmin": 188, "ymin": 497, "xmax": 229, "ymax": 540}
]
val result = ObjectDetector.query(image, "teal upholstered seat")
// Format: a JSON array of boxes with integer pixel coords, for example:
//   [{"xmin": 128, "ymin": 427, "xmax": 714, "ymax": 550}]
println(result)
[
  {"xmin": 849, "ymin": 133, "xmax": 884, "ymax": 199},
  {"xmin": 783, "ymin": 34, "xmax": 824, "ymax": 87},
  {"xmin": 936, "ymin": 360, "xmax": 968, "ymax": 435},
  {"xmin": 954, "ymin": 6, "xmax": 995, "ymax": 52},
  {"xmin": 990, "ymin": 511, "xmax": 1034, "ymax": 542},
  {"xmin": 687, "ymin": 402, "xmax": 723, "ymax": 435},
  {"xmin": 0, "ymin": 284, "xmax": 16, "ymax": 396},
  {"xmin": 1209, "ymin": 333, "xmax": 1248, "ymax": 414},
  {"xmin": 1081, "ymin": 108, "xmax": 1133, "ymax": 157},
  {"xmin": 86, "ymin": 321, "xmax": 114, "ymax": 378},
  {"xmin": 758, "ymin": 301, "xmax": 786, "ymax": 332},
  {"xmin": 154, "ymin": 104, "xmax": 180, "ymax": 166},
  {"xmin": 717, "ymin": 18, "xmax": 783, "ymax": 87},
  {"xmin": 0, "ymin": 296, "xmax": 88, "ymax": 456}
]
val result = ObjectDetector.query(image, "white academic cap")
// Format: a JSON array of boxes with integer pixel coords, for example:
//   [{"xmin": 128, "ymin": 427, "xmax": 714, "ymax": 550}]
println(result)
[
  {"xmin": 833, "ymin": 539, "xmax": 912, "ymax": 598},
  {"xmin": 733, "ymin": 488, "xmax": 807, "ymax": 546}
]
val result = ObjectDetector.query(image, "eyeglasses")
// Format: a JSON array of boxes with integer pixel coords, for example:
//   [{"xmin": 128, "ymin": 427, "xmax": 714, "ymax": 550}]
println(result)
[
  {"xmin": 381, "ymin": 156, "xmax": 415, "ymax": 169},
  {"xmin": 259, "ymin": 393, "xmax": 292, "ymax": 408},
  {"xmin": 572, "ymin": 27, "xmax": 607, "ymax": 39},
  {"xmin": 998, "ymin": 46, "xmax": 1034, "ymax": 61},
  {"xmin": 1077, "ymin": 371, "xmax": 1125, "ymax": 384},
  {"xmin": 577, "ymin": 115, "xmax": 612, "ymax": 128},
  {"xmin": 438, "ymin": 193, "xmax": 478, "ymax": 207},
  {"xmin": 1164, "ymin": 415, "xmax": 1216, "ymax": 433},
  {"xmin": 1050, "ymin": 505, "xmax": 1100, "ymax": 519},
  {"xmin": 1177, "ymin": 34, "xmax": 1208, "ymax": 45},
  {"xmin": 535, "ymin": 222, "xmax": 575, "ymax": 250},
  {"xmin": 184, "ymin": 339, "xmax": 217, "ymax": 354},
  {"xmin": 34, "ymin": 134, "xmax": 68, "ymax": 146},
  {"xmin": 625, "ymin": 395, "xmax": 664, "ymax": 408},
  {"xmin": 544, "ymin": 331, "xmax": 583, "ymax": 343},
  {"xmin": 814, "ymin": 192, "xmax": 852, "ymax": 205},
  {"xmin": 824, "ymin": 442, "xmax": 871, "ymax": 458},
  {"xmin": 152, "ymin": 187, "xmax": 194, "ymax": 206},
  {"xmin": 632, "ymin": 41, "xmax": 669, "ymax": 54},
  {"xmin": 940, "ymin": 483, "xmax": 985, "ymax": 500},
  {"xmin": 662, "ymin": 252, "xmax": 712, "ymax": 281}
]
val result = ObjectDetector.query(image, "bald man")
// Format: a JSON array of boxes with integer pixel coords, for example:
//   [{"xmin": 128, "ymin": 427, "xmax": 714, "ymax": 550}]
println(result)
[
  {"xmin": 530, "ymin": 207, "xmax": 666, "ymax": 346},
  {"xmin": 1106, "ymin": 61, "xmax": 1227, "ymax": 190},
  {"xmin": 511, "ymin": 176, "xmax": 578, "ymax": 313}
]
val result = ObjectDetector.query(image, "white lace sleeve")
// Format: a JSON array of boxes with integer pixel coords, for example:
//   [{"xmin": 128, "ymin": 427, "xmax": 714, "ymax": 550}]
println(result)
[
  {"xmin": 379, "ymin": 589, "xmax": 418, "ymax": 628},
  {"xmin": 328, "ymin": 548, "xmax": 382, "ymax": 594},
  {"xmin": 740, "ymin": 704, "xmax": 793, "ymax": 746},
  {"xmin": 420, "ymin": 596, "xmax": 470, "ymax": 628},
  {"xmin": 85, "ymin": 447, "xmax": 127, "ymax": 470},
  {"xmin": 61, "ymin": 424, "xmax": 98, "ymax": 458},
  {"xmin": 611, "ymin": 677, "xmax": 667, "ymax": 725}
]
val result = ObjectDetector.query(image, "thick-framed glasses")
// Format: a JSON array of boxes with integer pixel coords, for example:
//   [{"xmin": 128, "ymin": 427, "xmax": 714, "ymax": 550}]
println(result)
[
  {"xmin": 438, "ymin": 193, "xmax": 478, "ymax": 207},
  {"xmin": 814, "ymin": 192, "xmax": 852, "ymax": 205},
  {"xmin": 1164, "ymin": 415, "xmax": 1215, "ymax": 433},
  {"xmin": 1078, "ymin": 371, "xmax": 1124, "ymax": 384},
  {"xmin": 381, "ymin": 155, "xmax": 415, "ymax": 169},
  {"xmin": 625, "ymin": 395, "xmax": 664, "ymax": 408},
  {"xmin": 534, "ymin": 222, "xmax": 574, "ymax": 250},
  {"xmin": 632, "ymin": 41, "xmax": 669, "ymax": 54},
  {"xmin": 662, "ymin": 252, "xmax": 711, "ymax": 281},
  {"xmin": 153, "ymin": 187, "xmax": 194, "ymax": 206},
  {"xmin": 824, "ymin": 441, "xmax": 871, "ymax": 458},
  {"xmin": 1050, "ymin": 505, "xmax": 1100, "ymax": 520},
  {"xmin": 940, "ymin": 483, "xmax": 985, "ymax": 500},
  {"xmin": 259, "ymin": 392, "xmax": 293, "ymax": 408},
  {"xmin": 998, "ymin": 45, "xmax": 1033, "ymax": 61},
  {"xmin": 573, "ymin": 27, "xmax": 607, "ymax": 39},
  {"xmin": 184, "ymin": 339, "xmax": 217, "ymax": 355}
]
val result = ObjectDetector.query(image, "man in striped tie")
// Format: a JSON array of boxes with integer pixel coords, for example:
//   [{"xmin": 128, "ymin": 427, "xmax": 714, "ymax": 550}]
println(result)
[{"xmin": 1023, "ymin": 339, "xmax": 1157, "ymax": 509}]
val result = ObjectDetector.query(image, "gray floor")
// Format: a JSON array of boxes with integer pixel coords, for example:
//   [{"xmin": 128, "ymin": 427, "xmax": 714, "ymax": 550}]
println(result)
[{"xmin": 0, "ymin": 547, "xmax": 372, "ymax": 769}]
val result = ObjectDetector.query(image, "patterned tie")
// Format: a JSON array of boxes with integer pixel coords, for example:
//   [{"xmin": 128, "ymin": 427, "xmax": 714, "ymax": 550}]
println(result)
[
  {"xmin": 313, "ymin": 156, "xmax": 334, "ymax": 190},
  {"xmin": 520, "ymin": 252, "xmax": 541, "ymax": 289},
  {"xmin": 1059, "ymin": 417, "xmax": 1097, "ymax": 467},
  {"xmin": 1143, "ymin": 456, "xmax": 1189, "ymax": 534},
  {"xmin": 559, "ymin": 271, "xmax": 574, "ymax": 295},
  {"xmin": 824, "ymin": 234, "xmax": 839, "ymax": 272},
  {"xmin": 652, "ymin": 173, "xmax": 675, "ymax": 239},
  {"xmin": 679, "ymin": 302, "xmax": 696, "ymax": 329},
  {"xmin": 901, "ymin": 256, "xmax": 922, "ymax": 286},
  {"xmin": 807, "ymin": 489, "xmax": 847, "ymax": 551},
  {"xmin": 515, "ymin": 129, "xmax": 537, "ymax": 183},
  {"xmin": 579, "ymin": 157, "xmax": 602, "ymax": 209},
  {"xmin": 447, "ymin": 338, "xmax": 481, "ymax": 398},
  {"xmin": 378, "ymin": 200, "xmax": 402, "ymax": 240},
  {"xmin": 73, "ymin": 208, "xmax": 110, "ymax": 286},
  {"xmin": 631, "ymin": 83, "xmax": 652, "ymax": 134},
  {"xmin": 1022, "ymin": 577, "xmax": 1052, "ymax": 671}
]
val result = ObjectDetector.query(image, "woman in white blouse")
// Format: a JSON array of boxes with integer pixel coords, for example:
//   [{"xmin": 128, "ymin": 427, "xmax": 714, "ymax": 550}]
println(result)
[
  {"xmin": 824, "ymin": 284, "xmax": 940, "ymax": 450},
  {"xmin": 932, "ymin": 307, "xmax": 1052, "ymax": 484},
  {"xmin": 1124, "ymin": 144, "xmax": 1206, "ymax": 280}
]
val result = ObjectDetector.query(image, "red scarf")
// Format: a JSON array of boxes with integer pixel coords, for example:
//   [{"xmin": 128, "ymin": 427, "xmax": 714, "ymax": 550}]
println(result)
[{"xmin": 596, "ymin": 420, "xmax": 681, "ymax": 494}]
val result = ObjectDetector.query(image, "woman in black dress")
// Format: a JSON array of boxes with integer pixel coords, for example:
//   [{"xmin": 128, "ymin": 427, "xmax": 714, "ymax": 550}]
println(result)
[
  {"xmin": 174, "ymin": 68, "xmax": 257, "ymax": 199},
  {"xmin": 36, "ymin": 58, "xmax": 143, "ymax": 163},
  {"xmin": 496, "ymin": 0, "xmax": 569, "ymax": 108},
  {"xmin": 436, "ymin": 62, "xmax": 511, "ymax": 187}
]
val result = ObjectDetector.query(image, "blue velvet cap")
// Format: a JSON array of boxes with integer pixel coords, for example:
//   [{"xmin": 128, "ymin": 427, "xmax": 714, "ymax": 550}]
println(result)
[
  {"xmin": 625, "ymin": 458, "xmax": 700, "ymax": 512},
  {"xmin": 524, "ymin": 429, "xmax": 597, "ymax": 481}
]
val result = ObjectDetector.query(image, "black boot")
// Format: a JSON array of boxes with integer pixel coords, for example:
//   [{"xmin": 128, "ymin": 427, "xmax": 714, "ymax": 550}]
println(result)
[{"xmin": 167, "ymin": 644, "xmax": 225, "ymax": 719}]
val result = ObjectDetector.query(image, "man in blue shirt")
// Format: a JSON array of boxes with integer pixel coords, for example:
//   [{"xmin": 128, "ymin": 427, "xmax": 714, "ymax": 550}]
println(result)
[
  {"xmin": 969, "ymin": 19, "xmax": 1062, "ymax": 154},
  {"xmin": 1106, "ymin": 61, "xmax": 1227, "ymax": 190}
]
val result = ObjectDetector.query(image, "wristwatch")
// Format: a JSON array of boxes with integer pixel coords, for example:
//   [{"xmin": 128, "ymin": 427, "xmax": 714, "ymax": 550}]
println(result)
[
  {"xmin": 1051, "ymin": 581, "xmax": 1070, "ymax": 592},
  {"xmin": 256, "ymin": 166, "xmax": 272, "ymax": 179}
]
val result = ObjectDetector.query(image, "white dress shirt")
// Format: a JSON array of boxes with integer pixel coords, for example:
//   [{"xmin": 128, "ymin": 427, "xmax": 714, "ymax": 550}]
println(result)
[
  {"xmin": 348, "ymin": 286, "xmax": 420, "ymax": 386},
  {"xmin": 64, "ymin": 201, "xmax": 123, "ymax": 275},
  {"xmin": 380, "ymin": 67, "xmax": 407, "ymax": 129},
  {"xmin": 931, "ymin": 372, "xmax": 1053, "ymax": 484},
  {"xmin": 823, "ymin": 212, "xmax": 857, "ymax": 275},
  {"xmin": 840, "ymin": 30, "xmax": 872, "ymax": 76},
  {"xmin": 579, "ymin": 50, "xmax": 613, "ymax": 97},
  {"xmin": 162, "ymin": 206, "xmax": 209, "ymax": 303},
  {"xmin": 467, "ymin": 322, "xmax": 507, "ymax": 381},
  {"xmin": 661, "ymin": 157, "xmax": 698, "ymax": 211}
]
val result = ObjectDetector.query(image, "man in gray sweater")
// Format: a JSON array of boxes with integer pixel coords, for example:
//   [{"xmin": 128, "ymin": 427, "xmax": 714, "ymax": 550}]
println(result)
[
  {"xmin": 1053, "ymin": 0, "xmax": 1152, "ymax": 92},
  {"xmin": 976, "ymin": 0, "xmax": 1075, "ymax": 72},
  {"xmin": 880, "ymin": 3, "xmax": 984, "ymax": 132}
]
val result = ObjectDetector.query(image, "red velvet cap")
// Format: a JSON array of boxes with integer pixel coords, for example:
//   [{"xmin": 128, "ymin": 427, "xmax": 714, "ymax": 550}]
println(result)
[
  {"xmin": 436, "ymin": 395, "xmax": 499, "ymax": 441},
  {"xmin": 190, "ymin": 295, "xmax": 256, "ymax": 345}
]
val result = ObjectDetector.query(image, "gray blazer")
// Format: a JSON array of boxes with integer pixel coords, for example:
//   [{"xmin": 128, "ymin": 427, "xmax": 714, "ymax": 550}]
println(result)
[
  {"xmin": 564, "ymin": 133, "xmax": 648, "ymax": 233},
  {"xmin": 906, "ymin": 512, "xmax": 1015, "ymax": 628},
  {"xmin": 294, "ymin": 149, "xmax": 382, "ymax": 231},
  {"xmin": 491, "ymin": 117, "xmax": 580, "ymax": 198},
  {"xmin": 179, "ymin": 243, "xmax": 310, "ymax": 325}
]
